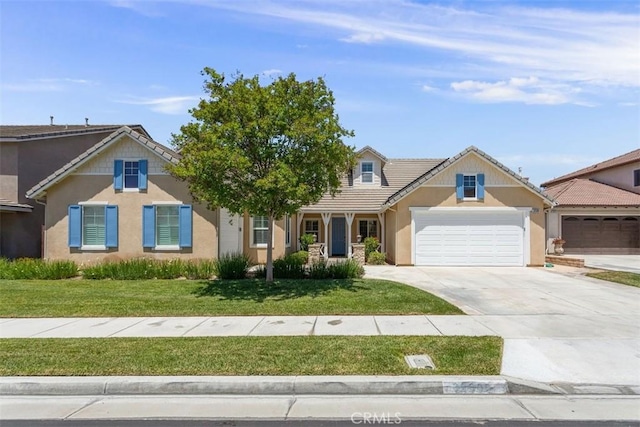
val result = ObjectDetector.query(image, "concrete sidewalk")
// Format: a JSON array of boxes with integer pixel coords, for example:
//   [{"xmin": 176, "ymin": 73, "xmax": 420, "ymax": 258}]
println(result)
[{"xmin": 2, "ymin": 394, "xmax": 639, "ymax": 422}]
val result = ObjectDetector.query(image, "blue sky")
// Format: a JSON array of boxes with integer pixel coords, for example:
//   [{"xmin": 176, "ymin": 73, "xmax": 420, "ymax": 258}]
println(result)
[{"xmin": 1, "ymin": 0, "xmax": 638, "ymax": 186}]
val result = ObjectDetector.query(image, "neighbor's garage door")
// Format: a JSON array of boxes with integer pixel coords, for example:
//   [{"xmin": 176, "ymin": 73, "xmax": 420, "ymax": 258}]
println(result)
[
  {"xmin": 413, "ymin": 210, "xmax": 525, "ymax": 266},
  {"xmin": 562, "ymin": 216, "xmax": 640, "ymax": 254}
]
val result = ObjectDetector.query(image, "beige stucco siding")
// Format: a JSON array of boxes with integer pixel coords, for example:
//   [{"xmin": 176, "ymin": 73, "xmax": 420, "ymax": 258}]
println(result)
[
  {"xmin": 243, "ymin": 215, "xmax": 292, "ymax": 264},
  {"xmin": 582, "ymin": 162, "xmax": 640, "ymax": 194},
  {"xmin": 391, "ymin": 187, "xmax": 546, "ymax": 266},
  {"xmin": 44, "ymin": 174, "xmax": 217, "ymax": 262}
]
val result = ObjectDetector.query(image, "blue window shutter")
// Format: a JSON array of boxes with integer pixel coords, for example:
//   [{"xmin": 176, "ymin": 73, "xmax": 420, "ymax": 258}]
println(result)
[
  {"xmin": 142, "ymin": 205, "xmax": 156, "ymax": 248},
  {"xmin": 138, "ymin": 160, "xmax": 148, "ymax": 190},
  {"xmin": 105, "ymin": 205, "xmax": 118, "ymax": 248},
  {"xmin": 455, "ymin": 174, "xmax": 464, "ymax": 199},
  {"xmin": 179, "ymin": 205, "xmax": 193, "ymax": 248},
  {"xmin": 477, "ymin": 174, "xmax": 485, "ymax": 199},
  {"xmin": 68, "ymin": 205, "xmax": 82, "ymax": 248},
  {"xmin": 114, "ymin": 160, "xmax": 123, "ymax": 190}
]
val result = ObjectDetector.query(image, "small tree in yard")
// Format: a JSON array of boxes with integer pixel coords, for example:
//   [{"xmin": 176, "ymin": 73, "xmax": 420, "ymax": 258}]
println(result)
[{"xmin": 169, "ymin": 67, "xmax": 356, "ymax": 282}]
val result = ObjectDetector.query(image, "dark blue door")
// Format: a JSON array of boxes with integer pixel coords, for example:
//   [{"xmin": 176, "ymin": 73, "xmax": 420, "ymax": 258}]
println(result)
[{"xmin": 331, "ymin": 217, "xmax": 346, "ymax": 256}]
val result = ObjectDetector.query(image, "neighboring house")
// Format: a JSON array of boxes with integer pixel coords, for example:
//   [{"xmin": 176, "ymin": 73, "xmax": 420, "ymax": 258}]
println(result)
[
  {"xmin": 0, "ymin": 123, "xmax": 150, "ymax": 258},
  {"xmin": 26, "ymin": 126, "xmax": 554, "ymax": 266},
  {"xmin": 541, "ymin": 149, "xmax": 640, "ymax": 254}
]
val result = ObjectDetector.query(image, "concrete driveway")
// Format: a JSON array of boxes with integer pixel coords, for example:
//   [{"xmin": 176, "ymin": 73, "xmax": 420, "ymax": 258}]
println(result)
[
  {"xmin": 575, "ymin": 254, "xmax": 640, "ymax": 274},
  {"xmin": 364, "ymin": 266, "xmax": 640, "ymax": 386}
]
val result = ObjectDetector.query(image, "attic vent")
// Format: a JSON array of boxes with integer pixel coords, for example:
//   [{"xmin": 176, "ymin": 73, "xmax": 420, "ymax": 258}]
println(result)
[{"xmin": 405, "ymin": 354, "xmax": 435, "ymax": 370}]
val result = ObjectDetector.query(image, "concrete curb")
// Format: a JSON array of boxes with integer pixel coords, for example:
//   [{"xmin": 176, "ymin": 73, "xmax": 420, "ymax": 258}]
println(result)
[{"xmin": 4, "ymin": 375, "xmax": 634, "ymax": 396}]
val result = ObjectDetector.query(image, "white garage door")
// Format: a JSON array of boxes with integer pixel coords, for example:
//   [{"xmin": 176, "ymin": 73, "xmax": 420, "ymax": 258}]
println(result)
[{"xmin": 413, "ymin": 209, "xmax": 525, "ymax": 266}]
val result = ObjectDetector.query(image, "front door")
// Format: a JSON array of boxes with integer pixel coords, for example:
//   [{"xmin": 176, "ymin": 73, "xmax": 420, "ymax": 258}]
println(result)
[
  {"xmin": 219, "ymin": 208, "xmax": 243, "ymax": 256},
  {"xmin": 331, "ymin": 217, "xmax": 346, "ymax": 256}
]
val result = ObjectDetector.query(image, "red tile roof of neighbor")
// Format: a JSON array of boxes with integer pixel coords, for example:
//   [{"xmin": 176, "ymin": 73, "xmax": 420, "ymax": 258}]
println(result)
[
  {"xmin": 541, "ymin": 148, "xmax": 640, "ymax": 187},
  {"xmin": 544, "ymin": 179, "xmax": 640, "ymax": 207}
]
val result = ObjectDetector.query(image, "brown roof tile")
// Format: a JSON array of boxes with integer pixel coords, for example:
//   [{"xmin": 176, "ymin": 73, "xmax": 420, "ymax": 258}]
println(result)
[
  {"xmin": 541, "ymin": 149, "xmax": 640, "ymax": 187},
  {"xmin": 544, "ymin": 179, "xmax": 640, "ymax": 206}
]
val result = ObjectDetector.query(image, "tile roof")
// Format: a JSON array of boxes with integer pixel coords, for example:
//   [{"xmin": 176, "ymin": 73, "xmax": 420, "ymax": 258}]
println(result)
[
  {"xmin": 544, "ymin": 179, "xmax": 640, "ymax": 207},
  {"xmin": 0, "ymin": 124, "xmax": 150, "ymax": 140},
  {"xmin": 300, "ymin": 158, "xmax": 445, "ymax": 212},
  {"xmin": 0, "ymin": 198, "xmax": 33, "ymax": 212},
  {"xmin": 26, "ymin": 126, "xmax": 180, "ymax": 200},
  {"xmin": 541, "ymin": 148, "xmax": 640, "ymax": 187},
  {"xmin": 384, "ymin": 146, "xmax": 555, "ymax": 207}
]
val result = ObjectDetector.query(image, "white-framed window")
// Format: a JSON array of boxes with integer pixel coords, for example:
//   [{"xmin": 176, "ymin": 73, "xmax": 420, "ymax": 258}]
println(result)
[
  {"xmin": 156, "ymin": 205, "xmax": 180, "ymax": 247},
  {"xmin": 124, "ymin": 161, "xmax": 140, "ymax": 189},
  {"xmin": 463, "ymin": 174, "xmax": 477, "ymax": 199},
  {"xmin": 358, "ymin": 219, "xmax": 377, "ymax": 239},
  {"xmin": 83, "ymin": 205, "xmax": 106, "ymax": 247},
  {"xmin": 251, "ymin": 216, "xmax": 269, "ymax": 247},
  {"xmin": 304, "ymin": 220, "xmax": 319, "ymax": 241},
  {"xmin": 361, "ymin": 161, "xmax": 374, "ymax": 184},
  {"xmin": 634, "ymin": 169, "xmax": 640, "ymax": 187},
  {"xmin": 285, "ymin": 215, "xmax": 291, "ymax": 247},
  {"xmin": 68, "ymin": 202, "xmax": 118, "ymax": 250}
]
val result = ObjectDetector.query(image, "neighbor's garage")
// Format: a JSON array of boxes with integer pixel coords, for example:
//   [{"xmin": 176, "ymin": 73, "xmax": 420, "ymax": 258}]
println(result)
[
  {"xmin": 413, "ymin": 209, "xmax": 526, "ymax": 266},
  {"xmin": 562, "ymin": 216, "xmax": 640, "ymax": 254}
]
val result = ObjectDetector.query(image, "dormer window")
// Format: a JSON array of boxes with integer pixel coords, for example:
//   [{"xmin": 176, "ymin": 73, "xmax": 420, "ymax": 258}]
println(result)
[
  {"xmin": 361, "ymin": 161, "xmax": 374, "ymax": 184},
  {"xmin": 463, "ymin": 175, "xmax": 476, "ymax": 198},
  {"xmin": 124, "ymin": 161, "xmax": 140, "ymax": 189}
]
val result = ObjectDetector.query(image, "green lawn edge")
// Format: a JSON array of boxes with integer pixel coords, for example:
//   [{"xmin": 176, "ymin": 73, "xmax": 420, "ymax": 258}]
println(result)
[
  {"xmin": 0, "ymin": 278, "xmax": 463, "ymax": 317},
  {"xmin": 586, "ymin": 271, "xmax": 640, "ymax": 288},
  {"xmin": 0, "ymin": 336, "xmax": 502, "ymax": 376}
]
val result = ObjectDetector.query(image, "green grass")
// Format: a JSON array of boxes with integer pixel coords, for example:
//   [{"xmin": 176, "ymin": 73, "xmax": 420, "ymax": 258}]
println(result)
[
  {"xmin": 0, "ymin": 278, "xmax": 462, "ymax": 317},
  {"xmin": 587, "ymin": 271, "xmax": 640, "ymax": 288},
  {"xmin": 0, "ymin": 336, "xmax": 501, "ymax": 376}
]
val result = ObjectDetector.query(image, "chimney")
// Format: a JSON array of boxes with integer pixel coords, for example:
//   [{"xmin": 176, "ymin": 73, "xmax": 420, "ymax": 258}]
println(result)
[
  {"xmin": 85, "ymin": 117, "xmax": 89, "ymax": 127},
  {"xmin": 50, "ymin": 116, "xmax": 54, "ymax": 126}
]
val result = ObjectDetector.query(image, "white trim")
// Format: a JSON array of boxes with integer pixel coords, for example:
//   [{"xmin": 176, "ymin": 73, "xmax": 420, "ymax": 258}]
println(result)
[
  {"xmin": 462, "ymin": 173, "xmax": 478, "ymax": 200},
  {"xmin": 80, "ymin": 245, "xmax": 107, "ymax": 251},
  {"xmin": 123, "ymin": 188, "xmax": 141, "ymax": 193},
  {"xmin": 409, "ymin": 206, "xmax": 532, "ymax": 212},
  {"xmin": 285, "ymin": 215, "xmax": 291, "ymax": 248},
  {"xmin": 72, "ymin": 172, "xmax": 169, "ymax": 176},
  {"xmin": 78, "ymin": 201, "xmax": 108, "ymax": 205},
  {"xmin": 422, "ymin": 184, "xmax": 522, "ymax": 188},
  {"xmin": 249, "ymin": 215, "xmax": 271, "ymax": 248},
  {"xmin": 152, "ymin": 201, "xmax": 183, "ymax": 205},
  {"xmin": 523, "ymin": 209, "xmax": 531, "ymax": 265},
  {"xmin": 360, "ymin": 161, "xmax": 374, "ymax": 184},
  {"xmin": 154, "ymin": 245, "xmax": 180, "ymax": 251},
  {"xmin": 357, "ymin": 218, "xmax": 379, "ymax": 239}
]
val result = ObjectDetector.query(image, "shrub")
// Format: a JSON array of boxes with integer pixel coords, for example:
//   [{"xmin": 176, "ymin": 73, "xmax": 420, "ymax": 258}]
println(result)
[
  {"xmin": 367, "ymin": 251, "xmax": 386, "ymax": 265},
  {"xmin": 183, "ymin": 259, "xmax": 216, "ymax": 280},
  {"xmin": 0, "ymin": 258, "xmax": 78, "ymax": 280},
  {"xmin": 82, "ymin": 258, "xmax": 216, "ymax": 280},
  {"xmin": 287, "ymin": 250, "xmax": 309, "ymax": 265},
  {"xmin": 364, "ymin": 237, "xmax": 379, "ymax": 260},
  {"xmin": 308, "ymin": 260, "xmax": 331, "ymax": 280},
  {"xmin": 273, "ymin": 257, "xmax": 306, "ymax": 279},
  {"xmin": 214, "ymin": 252, "xmax": 251, "ymax": 280},
  {"xmin": 299, "ymin": 234, "xmax": 316, "ymax": 251},
  {"xmin": 328, "ymin": 259, "xmax": 364, "ymax": 279}
]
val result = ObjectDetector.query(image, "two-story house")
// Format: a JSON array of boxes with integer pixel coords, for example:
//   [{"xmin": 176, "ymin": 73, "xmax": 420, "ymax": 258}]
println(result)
[
  {"xmin": 0, "ymin": 123, "xmax": 150, "ymax": 258},
  {"xmin": 26, "ymin": 126, "xmax": 554, "ymax": 266},
  {"xmin": 541, "ymin": 149, "xmax": 640, "ymax": 254}
]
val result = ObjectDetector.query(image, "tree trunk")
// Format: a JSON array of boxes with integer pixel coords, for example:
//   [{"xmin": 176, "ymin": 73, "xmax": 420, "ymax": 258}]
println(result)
[{"xmin": 266, "ymin": 214, "xmax": 274, "ymax": 282}]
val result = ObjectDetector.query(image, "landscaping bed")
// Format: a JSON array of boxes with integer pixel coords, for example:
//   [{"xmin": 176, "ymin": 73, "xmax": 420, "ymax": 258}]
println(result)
[
  {"xmin": 0, "ymin": 336, "xmax": 501, "ymax": 376},
  {"xmin": 0, "ymin": 278, "xmax": 462, "ymax": 317},
  {"xmin": 586, "ymin": 271, "xmax": 640, "ymax": 288}
]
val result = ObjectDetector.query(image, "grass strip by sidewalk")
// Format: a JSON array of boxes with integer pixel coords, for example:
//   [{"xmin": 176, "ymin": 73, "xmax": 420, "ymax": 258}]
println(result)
[
  {"xmin": 0, "ymin": 336, "xmax": 501, "ymax": 376},
  {"xmin": 0, "ymin": 278, "xmax": 462, "ymax": 317},
  {"xmin": 586, "ymin": 271, "xmax": 640, "ymax": 288}
]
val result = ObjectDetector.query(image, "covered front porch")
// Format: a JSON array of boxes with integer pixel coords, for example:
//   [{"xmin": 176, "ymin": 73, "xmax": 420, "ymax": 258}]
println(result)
[{"xmin": 297, "ymin": 211, "xmax": 386, "ymax": 260}]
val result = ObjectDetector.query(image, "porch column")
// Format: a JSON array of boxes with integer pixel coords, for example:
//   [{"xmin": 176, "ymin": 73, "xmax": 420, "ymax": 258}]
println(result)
[
  {"xmin": 321, "ymin": 212, "xmax": 331, "ymax": 260},
  {"xmin": 345, "ymin": 213, "xmax": 355, "ymax": 258},
  {"xmin": 297, "ymin": 213, "xmax": 304, "ymax": 250},
  {"xmin": 378, "ymin": 211, "xmax": 385, "ymax": 253}
]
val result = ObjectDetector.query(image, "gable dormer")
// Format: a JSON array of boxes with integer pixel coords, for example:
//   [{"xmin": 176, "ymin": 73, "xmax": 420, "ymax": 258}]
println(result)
[{"xmin": 353, "ymin": 146, "xmax": 387, "ymax": 187}]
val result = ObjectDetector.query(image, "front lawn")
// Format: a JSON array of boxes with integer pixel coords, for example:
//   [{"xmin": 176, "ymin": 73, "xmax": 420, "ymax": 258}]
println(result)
[
  {"xmin": 0, "ymin": 336, "xmax": 501, "ymax": 376},
  {"xmin": 586, "ymin": 271, "xmax": 640, "ymax": 288},
  {"xmin": 0, "ymin": 278, "xmax": 462, "ymax": 317}
]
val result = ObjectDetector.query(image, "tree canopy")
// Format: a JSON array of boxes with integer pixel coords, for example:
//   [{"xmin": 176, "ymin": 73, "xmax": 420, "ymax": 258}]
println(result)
[{"xmin": 169, "ymin": 67, "xmax": 356, "ymax": 281}]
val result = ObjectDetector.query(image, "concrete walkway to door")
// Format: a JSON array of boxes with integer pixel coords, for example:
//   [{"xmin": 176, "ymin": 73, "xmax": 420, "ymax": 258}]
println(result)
[
  {"xmin": 574, "ymin": 254, "xmax": 640, "ymax": 274},
  {"xmin": 364, "ymin": 265, "xmax": 640, "ymax": 386}
]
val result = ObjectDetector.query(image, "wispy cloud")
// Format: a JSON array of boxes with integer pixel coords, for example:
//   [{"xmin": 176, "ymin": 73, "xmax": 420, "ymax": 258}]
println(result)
[
  {"xmin": 108, "ymin": 0, "xmax": 164, "ymax": 17},
  {"xmin": 192, "ymin": 1, "xmax": 639, "ymax": 104},
  {"xmin": 262, "ymin": 69, "xmax": 282, "ymax": 77},
  {"xmin": 1, "ymin": 78, "xmax": 97, "ymax": 92},
  {"xmin": 450, "ymin": 76, "xmax": 580, "ymax": 105},
  {"xmin": 497, "ymin": 154, "xmax": 603, "ymax": 167},
  {"xmin": 116, "ymin": 96, "xmax": 200, "ymax": 115}
]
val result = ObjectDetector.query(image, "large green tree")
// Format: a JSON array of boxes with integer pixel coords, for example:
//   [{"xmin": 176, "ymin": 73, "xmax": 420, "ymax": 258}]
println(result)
[{"xmin": 169, "ymin": 68, "xmax": 356, "ymax": 281}]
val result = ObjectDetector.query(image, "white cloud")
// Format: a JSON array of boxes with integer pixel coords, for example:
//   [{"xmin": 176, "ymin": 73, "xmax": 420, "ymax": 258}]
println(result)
[
  {"xmin": 262, "ymin": 69, "xmax": 282, "ymax": 76},
  {"xmin": 421, "ymin": 84, "xmax": 436, "ymax": 92},
  {"xmin": 194, "ymin": 1, "xmax": 640, "ymax": 103},
  {"xmin": 450, "ymin": 76, "xmax": 581, "ymax": 105},
  {"xmin": 497, "ymin": 154, "xmax": 603, "ymax": 167},
  {"xmin": 108, "ymin": 0, "xmax": 163, "ymax": 17},
  {"xmin": 116, "ymin": 96, "xmax": 200, "ymax": 115}
]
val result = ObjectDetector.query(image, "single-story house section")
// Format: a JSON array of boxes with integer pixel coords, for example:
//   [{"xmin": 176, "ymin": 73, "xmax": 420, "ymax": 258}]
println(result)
[
  {"xmin": 27, "ymin": 127, "xmax": 554, "ymax": 266},
  {"xmin": 541, "ymin": 149, "xmax": 640, "ymax": 255},
  {"xmin": 299, "ymin": 146, "xmax": 554, "ymax": 266},
  {"xmin": 25, "ymin": 126, "xmax": 294, "ymax": 264}
]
